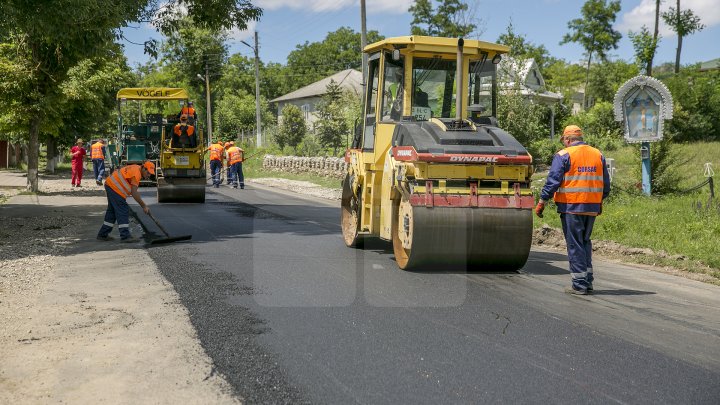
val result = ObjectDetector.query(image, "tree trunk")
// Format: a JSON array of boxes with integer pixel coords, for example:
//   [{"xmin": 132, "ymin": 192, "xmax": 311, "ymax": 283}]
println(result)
[
  {"xmin": 674, "ymin": 0, "xmax": 681, "ymax": 74},
  {"xmin": 46, "ymin": 137, "xmax": 56, "ymax": 174},
  {"xmin": 583, "ymin": 52, "xmax": 593, "ymax": 110},
  {"xmin": 648, "ymin": 0, "xmax": 660, "ymax": 76},
  {"xmin": 27, "ymin": 114, "xmax": 40, "ymax": 192}
]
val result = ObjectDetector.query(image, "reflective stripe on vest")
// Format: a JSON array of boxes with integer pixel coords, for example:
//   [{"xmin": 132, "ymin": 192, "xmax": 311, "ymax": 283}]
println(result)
[
  {"xmin": 554, "ymin": 144, "xmax": 604, "ymax": 205},
  {"xmin": 91, "ymin": 143, "xmax": 104, "ymax": 160},
  {"xmin": 228, "ymin": 147, "xmax": 243, "ymax": 165},
  {"xmin": 106, "ymin": 166, "xmax": 137, "ymax": 198},
  {"xmin": 209, "ymin": 144, "xmax": 224, "ymax": 161}
]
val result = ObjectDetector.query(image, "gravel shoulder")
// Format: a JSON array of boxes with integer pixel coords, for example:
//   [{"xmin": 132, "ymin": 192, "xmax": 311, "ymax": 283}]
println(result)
[{"xmin": 0, "ymin": 171, "xmax": 240, "ymax": 404}]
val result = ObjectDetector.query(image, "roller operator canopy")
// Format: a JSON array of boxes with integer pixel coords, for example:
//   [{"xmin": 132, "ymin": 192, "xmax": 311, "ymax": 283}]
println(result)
[
  {"xmin": 363, "ymin": 35, "xmax": 510, "ymax": 58},
  {"xmin": 116, "ymin": 88, "xmax": 189, "ymax": 101}
]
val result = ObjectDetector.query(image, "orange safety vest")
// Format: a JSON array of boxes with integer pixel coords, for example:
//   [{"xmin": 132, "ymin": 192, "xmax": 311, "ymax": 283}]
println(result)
[
  {"xmin": 553, "ymin": 144, "xmax": 604, "ymax": 206},
  {"xmin": 174, "ymin": 123, "xmax": 195, "ymax": 136},
  {"xmin": 91, "ymin": 142, "xmax": 104, "ymax": 160},
  {"xmin": 227, "ymin": 146, "xmax": 243, "ymax": 165},
  {"xmin": 106, "ymin": 165, "xmax": 141, "ymax": 199},
  {"xmin": 209, "ymin": 143, "xmax": 224, "ymax": 161},
  {"xmin": 181, "ymin": 106, "xmax": 196, "ymax": 116}
]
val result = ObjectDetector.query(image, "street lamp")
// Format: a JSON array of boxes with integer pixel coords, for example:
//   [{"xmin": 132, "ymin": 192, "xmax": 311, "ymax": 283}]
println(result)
[
  {"xmin": 241, "ymin": 31, "xmax": 262, "ymax": 147},
  {"xmin": 197, "ymin": 72, "xmax": 212, "ymax": 145}
]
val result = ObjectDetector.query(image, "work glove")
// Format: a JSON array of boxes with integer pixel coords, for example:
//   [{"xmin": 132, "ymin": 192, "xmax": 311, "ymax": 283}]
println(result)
[{"xmin": 535, "ymin": 200, "xmax": 545, "ymax": 218}]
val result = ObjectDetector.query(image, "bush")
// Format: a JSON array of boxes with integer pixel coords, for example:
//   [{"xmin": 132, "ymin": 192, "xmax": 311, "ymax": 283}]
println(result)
[{"xmin": 528, "ymin": 137, "xmax": 558, "ymax": 166}]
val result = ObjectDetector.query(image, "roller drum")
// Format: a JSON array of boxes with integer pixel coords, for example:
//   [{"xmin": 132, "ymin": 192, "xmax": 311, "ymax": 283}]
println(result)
[
  {"xmin": 393, "ymin": 201, "xmax": 532, "ymax": 270},
  {"xmin": 157, "ymin": 177, "xmax": 206, "ymax": 203}
]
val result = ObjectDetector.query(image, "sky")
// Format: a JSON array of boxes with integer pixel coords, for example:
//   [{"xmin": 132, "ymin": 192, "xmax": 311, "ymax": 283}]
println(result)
[{"xmin": 120, "ymin": 0, "xmax": 720, "ymax": 69}]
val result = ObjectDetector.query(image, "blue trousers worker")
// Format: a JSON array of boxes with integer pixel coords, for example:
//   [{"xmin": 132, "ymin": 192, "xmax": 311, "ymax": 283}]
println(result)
[
  {"xmin": 93, "ymin": 159, "xmax": 105, "ymax": 183},
  {"xmin": 560, "ymin": 213, "xmax": 595, "ymax": 291},
  {"xmin": 210, "ymin": 160, "xmax": 222, "ymax": 187},
  {"xmin": 97, "ymin": 185, "xmax": 131, "ymax": 240},
  {"xmin": 230, "ymin": 162, "xmax": 244, "ymax": 189}
]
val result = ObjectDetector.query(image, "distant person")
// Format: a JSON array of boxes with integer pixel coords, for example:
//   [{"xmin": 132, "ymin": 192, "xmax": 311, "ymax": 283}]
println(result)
[
  {"xmin": 173, "ymin": 115, "xmax": 196, "ymax": 148},
  {"xmin": 97, "ymin": 161, "xmax": 154, "ymax": 243},
  {"xmin": 226, "ymin": 143, "xmax": 245, "ymax": 189},
  {"xmin": 70, "ymin": 139, "xmax": 87, "ymax": 187},
  {"xmin": 178, "ymin": 101, "xmax": 198, "ymax": 123},
  {"xmin": 206, "ymin": 140, "xmax": 225, "ymax": 188},
  {"xmin": 535, "ymin": 125, "xmax": 611, "ymax": 295},
  {"xmin": 224, "ymin": 141, "xmax": 235, "ymax": 184},
  {"xmin": 90, "ymin": 139, "xmax": 107, "ymax": 186},
  {"xmin": 70, "ymin": 138, "xmax": 87, "ymax": 187}
]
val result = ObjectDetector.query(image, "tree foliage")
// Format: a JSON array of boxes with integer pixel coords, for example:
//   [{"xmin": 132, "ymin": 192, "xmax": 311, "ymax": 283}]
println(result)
[
  {"xmin": 286, "ymin": 27, "xmax": 383, "ymax": 90},
  {"xmin": 662, "ymin": 2, "xmax": 705, "ymax": 74},
  {"xmin": 496, "ymin": 21, "xmax": 557, "ymax": 73},
  {"xmin": 629, "ymin": 26, "xmax": 660, "ymax": 75},
  {"xmin": 409, "ymin": 0, "xmax": 480, "ymax": 38},
  {"xmin": 277, "ymin": 104, "xmax": 306, "ymax": 151},
  {"xmin": 662, "ymin": 70, "xmax": 720, "ymax": 142},
  {"xmin": 315, "ymin": 80, "xmax": 349, "ymax": 156},
  {"xmin": 215, "ymin": 92, "xmax": 274, "ymax": 142},
  {"xmin": 587, "ymin": 60, "xmax": 638, "ymax": 104},
  {"xmin": 560, "ymin": 0, "xmax": 622, "ymax": 110}
]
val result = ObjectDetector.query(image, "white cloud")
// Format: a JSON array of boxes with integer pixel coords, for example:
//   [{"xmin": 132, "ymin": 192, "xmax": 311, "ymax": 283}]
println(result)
[
  {"xmin": 228, "ymin": 20, "xmax": 258, "ymax": 43},
  {"xmin": 256, "ymin": 0, "xmax": 413, "ymax": 14},
  {"xmin": 618, "ymin": 0, "xmax": 720, "ymax": 36}
]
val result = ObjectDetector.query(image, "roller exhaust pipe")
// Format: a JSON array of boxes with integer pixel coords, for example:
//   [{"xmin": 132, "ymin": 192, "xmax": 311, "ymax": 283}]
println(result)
[{"xmin": 456, "ymin": 37, "xmax": 464, "ymax": 123}]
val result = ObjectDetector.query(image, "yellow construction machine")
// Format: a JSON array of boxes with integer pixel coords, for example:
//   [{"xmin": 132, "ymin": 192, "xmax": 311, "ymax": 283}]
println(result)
[
  {"xmin": 342, "ymin": 36, "xmax": 534, "ymax": 270},
  {"xmin": 115, "ymin": 88, "xmax": 206, "ymax": 203}
]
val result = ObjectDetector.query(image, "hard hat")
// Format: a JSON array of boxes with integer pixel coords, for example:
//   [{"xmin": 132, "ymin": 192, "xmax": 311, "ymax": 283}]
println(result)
[
  {"xmin": 562, "ymin": 125, "xmax": 583, "ymax": 137},
  {"xmin": 76, "ymin": 138, "xmax": 83, "ymax": 144},
  {"xmin": 188, "ymin": 101, "xmax": 193, "ymax": 105},
  {"xmin": 224, "ymin": 142, "xmax": 231, "ymax": 148},
  {"xmin": 142, "ymin": 161, "xmax": 155, "ymax": 175},
  {"xmin": 228, "ymin": 141, "xmax": 234, "ymax": 146},
  {"xmin": 180, "ymin": 114, "xmax": 188, "ymax": 121}
]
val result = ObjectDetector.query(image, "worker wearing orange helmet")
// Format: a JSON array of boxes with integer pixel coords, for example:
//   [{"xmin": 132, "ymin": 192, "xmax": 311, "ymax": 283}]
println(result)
[
  {"xmin": 226, "ymin": 142, "xmax": 244, "ymax": 189},
  {"xmin": 173, "ymin": 114, "xmax": 196, "ymax": 148},
  {"xmin": 536, "ymin": 125, "xmax": 610, "ymax": 295},
  {"xmin": 97, "ymin": 161, "xmax": 155, "ymax": 243},
  {"xmin": 224, "ymin": 141, "xmax": 235, "ymax": 184}
]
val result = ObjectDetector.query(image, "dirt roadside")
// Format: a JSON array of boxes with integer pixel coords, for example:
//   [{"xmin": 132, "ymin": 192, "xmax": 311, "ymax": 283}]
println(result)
[{"xmin": 0, "ymin": 171, "xmax": 240, "ymax": 404}]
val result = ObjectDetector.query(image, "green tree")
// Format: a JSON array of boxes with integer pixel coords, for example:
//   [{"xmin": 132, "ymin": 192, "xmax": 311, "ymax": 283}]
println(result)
[
  {"xmin": 662, "ymin": 0, "xmax": 705, "ymax": 74},
  {"xmin": 286, "ymin": 27, "xmax": 383, "ymax": 90},
  {"xmin": 543, "ymin": 60, "xmax": 586, "ymax": 105},
  {"xmin": 0, "ymin": 0, "xmax": 261, "ymax": 192},
  {"xmin": 662, "ymin": 70, "xmax": 720, "ymax": 141},
  {"xmin": 278, "ymin": 104, "xmax": 306, "ymax": 152},
  {"xmin": 315, "ymin": 80, "xmax": 349, "ymax": 155},
  {"xmin": 629, "ymin": 26, "xmax": 660, "ymax": 75},
  {"xmin": 496, "ymin": 21, "xmax": 557, "ymax": 73},
  {"xmin": 215, "ymin": 92, "xmax": 274, "ymax": 142},
  {"xmin": 560, "ymin": 0, "xmax": 622, "ymax": 110},
  {"xmin": 409, "ymin": 0, "xmax": 480, "ymax": 37},
  {"xmin": 587, "ymin": 60, "xmax": 638, "ymax": 104}
]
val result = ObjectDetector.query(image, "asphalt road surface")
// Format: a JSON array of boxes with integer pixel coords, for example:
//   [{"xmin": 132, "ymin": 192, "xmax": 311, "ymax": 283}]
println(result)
[{"xmin": 133, "ymin": 183, "xmax": 720, "ymax": 404}]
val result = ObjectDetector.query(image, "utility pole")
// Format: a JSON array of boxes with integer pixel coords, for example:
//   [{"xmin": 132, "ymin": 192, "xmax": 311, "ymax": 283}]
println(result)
[
  {"xmin": 202, "ymin": 60, "xmax": 212, "ymax": 145},
  {"xmin": 360, "ymin": 0, "xmax": 367, "ymax": 92},
  {"xmin": 243, "ymin": 32, "xmax": 262, "ymax": 147}
]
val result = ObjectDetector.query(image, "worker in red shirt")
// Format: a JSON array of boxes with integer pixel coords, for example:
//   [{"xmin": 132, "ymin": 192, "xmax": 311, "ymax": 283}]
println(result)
[
  {"xmin": 97, "ymin": 161, "xmax": 154, "ymax": 242},
  {"xmin": 70, "ymin": 138, "xmax": 87, "ymax": 187},
  {"xmin": 226, "ymin": 143, "xmax": 245, "ymax": 189}
]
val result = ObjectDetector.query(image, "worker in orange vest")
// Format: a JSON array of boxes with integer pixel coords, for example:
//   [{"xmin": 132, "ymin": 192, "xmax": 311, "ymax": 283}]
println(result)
[
  {"xmin": 224, "ymin": 141, "xmax": 234, "ymax": 184},
  {"xmin": 226, "ymin": 143, "xmax": 244, "ymax": 189},
  {"xmin": 97, "ymin": 161, "xmax": 154, "ymax": 243},
  {"xmin": 536, "ymin": 125, "xmax": 610, "ymax": 295},
  {"xmin": 173, "ymin": 114, "xmax": 196, "ymax": 148},
  {"xmin": 70, "ymin": 138, "xmax": 87, "ymax": 187},
  {"xmin": 90, "ymin": 139, "xmax": 107, "ymax": 186},
  {"xmin": 206, "ymin": 140, "xmax": 225, "ymax": 188},
  {"xmin": 178, "ymin": 101, "xmax": 197, "ymax": 123}
]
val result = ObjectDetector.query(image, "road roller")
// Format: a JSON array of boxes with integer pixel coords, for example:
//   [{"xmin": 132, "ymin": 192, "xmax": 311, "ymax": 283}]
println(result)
[
  {"xmin": 114, "ymin": 87, "xmax": 206, "ymax": 203},
  {"xmin": 342, "ymin": 36, "xmax": 534, "ymax": 270}
]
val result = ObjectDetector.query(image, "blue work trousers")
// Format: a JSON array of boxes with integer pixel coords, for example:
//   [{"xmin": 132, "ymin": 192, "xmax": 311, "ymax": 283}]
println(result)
[
  {"xmin": 210, "ymin": 160, "xmax": 222, "ymax": 186},
  {"xmin": 560, "ymin": 213, "xmax": 596, "ymax": 290},
  {"xmin": 230, "ymin": 162, "xmax": 244, "ymax": 188},
  {"xmin": 98, "ymin": 185, "xmax": 131, "ymax": 239},
  {"xmin": 93, "ymin": 159, "xmax": 105, "ymax": 182}
]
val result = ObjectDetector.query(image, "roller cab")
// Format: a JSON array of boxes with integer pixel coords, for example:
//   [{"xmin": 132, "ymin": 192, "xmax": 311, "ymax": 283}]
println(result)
[{"xmin": 342, "ymin": 36, "xmax": 533, "ymax": 270}]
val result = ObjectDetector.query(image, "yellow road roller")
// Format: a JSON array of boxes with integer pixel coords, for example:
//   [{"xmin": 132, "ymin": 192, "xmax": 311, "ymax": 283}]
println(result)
[
  {"xmin": 115, "ymin": 87, "xmax": 206, "ymax": 203},
  {"xmin": 342, "ymin": 36, "xmax": 534, "ymax": 270}
]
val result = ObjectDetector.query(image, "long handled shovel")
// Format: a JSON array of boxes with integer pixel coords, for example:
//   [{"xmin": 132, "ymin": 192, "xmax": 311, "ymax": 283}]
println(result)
[{"xmin": 147, "ymin": 212, "xmax": 192, "ymax": 244}]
